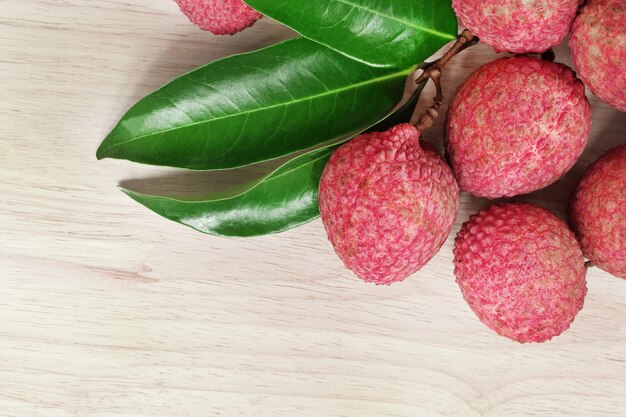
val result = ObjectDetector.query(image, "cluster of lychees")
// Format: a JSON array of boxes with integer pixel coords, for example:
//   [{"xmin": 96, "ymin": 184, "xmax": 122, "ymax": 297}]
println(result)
[
  {"xmin": 321, "ymin": 0, "xmax": 624, "ymax": 343},
  {"xmin": 176, "ymin": 0, "xmax": 625, "ymax": 343}
]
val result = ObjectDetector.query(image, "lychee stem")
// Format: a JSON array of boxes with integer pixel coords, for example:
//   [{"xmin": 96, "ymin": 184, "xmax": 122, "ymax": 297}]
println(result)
[
  {"xmin": 415, "ymin": 29, "xmax": 478, "ymax": 133},
  {"xmin": 415, "ymin": 68, "xmax": 443, "ymax": 132},
  {"xmin": 585, "ymin": 261, "xmax": 595, "ymax": 269}
]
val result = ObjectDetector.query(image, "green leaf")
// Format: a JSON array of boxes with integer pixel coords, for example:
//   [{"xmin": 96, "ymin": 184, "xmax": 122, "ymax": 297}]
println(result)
[
  {"xmin": 121, "ymin": 82, "xmax": 427, "ymax": 237},
  {"xmin": 367, "ymin": 78, "xmax": 427, "ymax": 133},
  {"xmin": 244, "ymin": 0, "xmax": 458, "ymax": 68},
  {"xmin": 97, "ymin": 38, "xmax": 414, "ymax": 170},
  {"xmin": 121, "ymin": 143, "xmax": 339, "ymax": 237}
]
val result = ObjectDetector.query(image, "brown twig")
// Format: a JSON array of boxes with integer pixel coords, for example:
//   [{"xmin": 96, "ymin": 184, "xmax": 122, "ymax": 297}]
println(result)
[{"xmin": 415, "ymin": 29, "xmax": 478, "ymax": 132}]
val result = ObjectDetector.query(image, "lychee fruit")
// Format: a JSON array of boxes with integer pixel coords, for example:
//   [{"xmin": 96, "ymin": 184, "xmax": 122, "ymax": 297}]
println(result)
[
  {"xmin": 570, "ymin": 144, "xmax": 626, "ymax": 279},
  {"xmin": 318, "ymin": 124, "xmax": 459, "ymax": 285},
  {"xmin": 174, "ymin": 0, "xmax": 262, "ymax": 35},
  {"xmin": 569, "ymin": 0, "xmax": 626, "ymax": 111},
  {"xmin": 451, "ymin": 0, "xmax": 579, "ymax": 53},
  {"xmin": 454, "ymin": 203, "xmax": 587, "ymax": 343},
  {"xmin": 445, "ymin": 56, "xmax": 591, "ymax": 199}
]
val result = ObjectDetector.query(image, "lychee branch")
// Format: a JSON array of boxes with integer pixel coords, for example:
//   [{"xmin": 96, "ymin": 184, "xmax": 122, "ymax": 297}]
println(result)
[{"xmin": 414, "ymin": 29, "xmax": 478, "ymax": 132}]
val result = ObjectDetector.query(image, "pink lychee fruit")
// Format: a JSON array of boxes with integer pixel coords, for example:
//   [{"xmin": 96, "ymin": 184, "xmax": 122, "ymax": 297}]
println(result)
[
  {"xmin": 452, "ymin": 0, "xmax": 579, "ymax": 53},
  {"xmin": 570, "ymin": 144, "xmax": 626, "ymax": 279},
  {"xmin": 174, "ymin": 0, "xmax": 262, "ymax": 35},
  {"xmin": 454, "ymin": 203, "xmax": 587, "ymax": 343},
  {"xmin": 318, "ymin": 124, "xmax": 459, "ymax": 285},
  {"xmin": 569, "ymin": 0, "xmax": 626, "ymax": 111},
  {"xmin": 445, "ymin": 56, "xmax": 591, "ymax": 199}
]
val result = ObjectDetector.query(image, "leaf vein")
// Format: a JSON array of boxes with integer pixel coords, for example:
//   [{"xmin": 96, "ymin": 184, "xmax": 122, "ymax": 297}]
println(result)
[
  {"xmin": 100, "ymin": 67, "xmax": 412, "ymax": 155},
  {"xmin": 333, "ymin": 0, "xmax": 456, "ymax": 39}
]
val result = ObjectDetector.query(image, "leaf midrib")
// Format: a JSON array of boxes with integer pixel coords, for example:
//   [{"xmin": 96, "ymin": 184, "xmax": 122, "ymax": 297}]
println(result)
[
  {"xmin": 99, "ymin": 67, "xmax": 413, "ymax": 156},
  {"xmin": 334, "ymin": 0, "xmax": 456, "ymax": 40}
]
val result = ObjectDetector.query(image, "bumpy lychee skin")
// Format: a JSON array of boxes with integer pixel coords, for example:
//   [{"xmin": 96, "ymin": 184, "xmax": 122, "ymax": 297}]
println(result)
[
  {"xmin": 454, "ymin": 203, "xmax": 587, "ymax": 343},
  {"xmin": 569, "ymin": 0, "xmax": 626, "ymax": 111},
  {"xmin": 319, "ymin": 124, "xmax": 459, "ymax": 285},
  {"xmin": 570, "ymin": 145, "xmax": 626, "ymax": 279},
  {"xmin": 445, "ymin": 56, "xmax": 591, "ymax": 199},
  {"xmin": 174, "ymin": 0, "xmax": 262, "ymax": 35},
  {"xmin": 452, "ymin": 0, "xmax": 579, "ymax": 53}
]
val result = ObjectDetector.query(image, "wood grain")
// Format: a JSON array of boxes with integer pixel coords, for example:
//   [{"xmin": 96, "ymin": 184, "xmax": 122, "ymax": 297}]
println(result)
[{"xmin": 1, "ymin": 1, "xmax": 625, "ymax": 416}]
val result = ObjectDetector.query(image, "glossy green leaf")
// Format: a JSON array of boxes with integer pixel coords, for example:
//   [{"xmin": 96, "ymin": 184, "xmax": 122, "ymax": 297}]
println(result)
[
  {"xmin": 121, "ymin": 144, "xmax": 339, "ymax": 237},
  {"xmin": 244, "ymin": 0, "xmax": 458, "ymax": 68},
  {"xmin": 97, "ymin": 38, "xmax": 414, "ymax": 170},
  {"xmin": 121, "ymin": 82, "xmax": 427, "ymax": 237},
  {"xmin": 368, "ymin": 78, "xmax": 427, "ymax": 133}
]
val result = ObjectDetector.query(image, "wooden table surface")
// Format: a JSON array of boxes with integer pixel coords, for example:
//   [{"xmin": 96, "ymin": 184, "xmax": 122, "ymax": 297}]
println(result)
[{"xmin": 2, "ymin": 1, "xmax": 625, "ymax": 416}]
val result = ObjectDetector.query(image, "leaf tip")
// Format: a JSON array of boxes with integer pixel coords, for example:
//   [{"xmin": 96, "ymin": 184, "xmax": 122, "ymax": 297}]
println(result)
[
  {"xmin": 118, "ymin": 186, "xmax": 139, "ymax": 199},
  {"xmin": 96, "ymin": 141, "xmax": 110, "ymax": 160},
  {"xmin": 96, "ymin": 129, "xmax": 122, "ymax": 160}
]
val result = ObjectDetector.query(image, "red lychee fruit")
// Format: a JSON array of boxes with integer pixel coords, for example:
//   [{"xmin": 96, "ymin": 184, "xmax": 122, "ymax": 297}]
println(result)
[
  {"xmin": 452, "ymin": 0, "xmax": 579, "ymax": 53},
  {"xmin": 174, "ymin": 0, "xmax": 262, "ymax": 35},
  {"xmin": 569, "ymin": 0, "xmax": 626, "ymax": 111},
  {"xmin": 454, "ymin": 203, "xmax": 587, "ymax": 343},
  {"xmin": 570, "ymin": 144, "xmax": 626, "ymax": 279},
  {"xmin": 445, "ymin": 56, "xmax": 591, "ymax": 199},
  {"xmin": 319, "ymin": 124, "xmax": 459, "ymax": 285}
]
